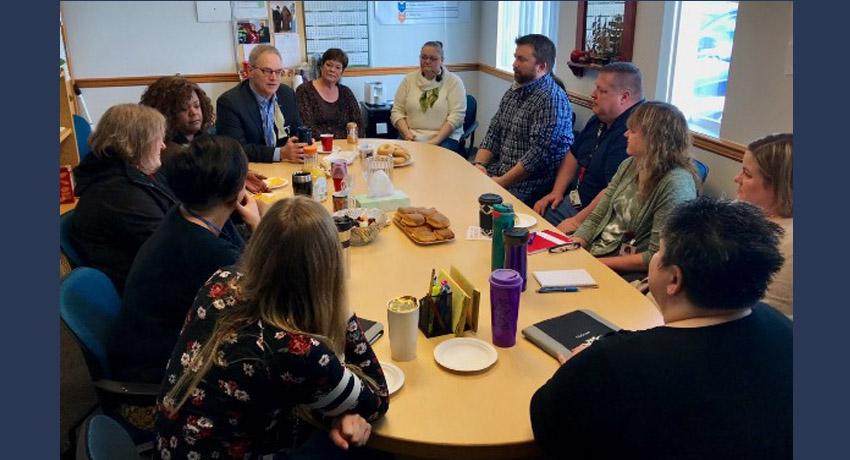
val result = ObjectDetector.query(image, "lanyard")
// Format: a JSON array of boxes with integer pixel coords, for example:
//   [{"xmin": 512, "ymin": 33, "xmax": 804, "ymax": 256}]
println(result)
[
  {"xmin": 182, "ymin": 205, "xmax": 224, "ymax": 236},
  {"xmin": 576, "ymin": 123, "xmax": 607, "ymax": 187}
]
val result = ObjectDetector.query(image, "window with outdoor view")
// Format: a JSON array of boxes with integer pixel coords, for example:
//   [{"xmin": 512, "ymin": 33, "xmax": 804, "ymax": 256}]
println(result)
[
  {"xmin": 496, "ymin": 1, "xmax": 559, "ymax": 72},
  {"xmin": 669, "ymin": 1, "xmax": 739, "ymax": 138}
]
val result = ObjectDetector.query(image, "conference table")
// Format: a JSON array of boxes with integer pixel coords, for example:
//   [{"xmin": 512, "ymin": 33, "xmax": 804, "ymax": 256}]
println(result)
[{"xmin": 251, "ymin": 140, "xmax": 662, "ymax": 459}]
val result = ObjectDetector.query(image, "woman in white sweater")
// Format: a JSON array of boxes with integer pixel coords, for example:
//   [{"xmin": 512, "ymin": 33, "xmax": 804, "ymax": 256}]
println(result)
[
  {"xmin": 391, "ymin": 41, "xmax": 467, "ymax": 154},
  {"xmin": 734, "ymin": 133, "xmax": 793, "ymax": 317}
]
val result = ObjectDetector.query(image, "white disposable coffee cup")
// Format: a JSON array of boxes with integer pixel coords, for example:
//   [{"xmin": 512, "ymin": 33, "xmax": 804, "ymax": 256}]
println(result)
[{"xmin": 387, "ymin": 296, "xmax": 419, "ymax": 361}]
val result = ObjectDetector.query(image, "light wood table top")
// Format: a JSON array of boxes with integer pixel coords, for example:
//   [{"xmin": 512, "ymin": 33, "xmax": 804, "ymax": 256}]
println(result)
[{"xmin": 250, "ymin": 139, "xmax": 662, "ymax": 459}]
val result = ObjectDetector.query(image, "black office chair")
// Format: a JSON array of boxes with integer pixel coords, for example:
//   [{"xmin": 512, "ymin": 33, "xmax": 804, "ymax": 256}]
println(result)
[{"xmin": 458, "ymin": 94, "xmax": 479, "ymax": 159}]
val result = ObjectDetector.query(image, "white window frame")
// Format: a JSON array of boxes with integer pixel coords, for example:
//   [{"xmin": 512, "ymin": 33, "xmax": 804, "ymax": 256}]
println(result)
[
  {"xmin": 496, "ymin": 1, "xmax": 560, "ymax": 72},
  {"xmin": 664, "ymin": 1, "xmax": 739, "ymax": 138}
]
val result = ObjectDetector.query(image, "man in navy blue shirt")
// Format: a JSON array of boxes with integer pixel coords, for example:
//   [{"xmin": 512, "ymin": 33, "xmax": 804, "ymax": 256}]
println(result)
[{"xmin": 533, "ymin": 63, "xmax": 643, "ymax": 232}]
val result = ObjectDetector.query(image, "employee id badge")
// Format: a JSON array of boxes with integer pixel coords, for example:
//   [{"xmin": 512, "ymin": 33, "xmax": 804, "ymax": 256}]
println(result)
[
  {"xmin": 568, "ymin": 189, "xmax": 582, "ymax": 208},
  {"xmin": 619, "ymin": 239, "xmax": 638, "ymax": 256}
]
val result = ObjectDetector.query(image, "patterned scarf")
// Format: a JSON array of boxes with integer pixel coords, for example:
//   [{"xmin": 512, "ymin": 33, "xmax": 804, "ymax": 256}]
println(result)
[{"xmin": 416, "ymin": 68, "xmax": 444, "ymax": 112}]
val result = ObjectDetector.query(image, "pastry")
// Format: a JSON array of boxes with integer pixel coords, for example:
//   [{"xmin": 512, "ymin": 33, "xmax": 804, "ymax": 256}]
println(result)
[
  {"xmin": 397, "ymin": 207, "xmax": 418, "ymax": 215},
  {"xmin": 411, "ymin": 226, "xmax": 437, "ymax": 242},
  {"xmin": 401, "ymin": 213, "xmax": 425, "ymax": 226},
  {"xmin": 434, "ymin": 228, "xmax": 455, "ymax": 240},
  {"xmin": 425, "ymin": 211, "xmax": 450, "ymax": 229},
  {"xmin": 393, "ymin": 154, "xmax": 409, "ymax": 166},
  {"xmin": 417, "ymin": 207, "xmax": 437, "ymax": 216}
]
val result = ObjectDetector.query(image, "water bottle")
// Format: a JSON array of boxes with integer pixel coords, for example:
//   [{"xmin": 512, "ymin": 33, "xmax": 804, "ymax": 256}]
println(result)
[
  {"xmin": 503, "ymin": 227, "xmax": 529, "ymax": 292},
  {"xmin": 491, "ymin": 203, "xmax": 514, "ymax": 271}
]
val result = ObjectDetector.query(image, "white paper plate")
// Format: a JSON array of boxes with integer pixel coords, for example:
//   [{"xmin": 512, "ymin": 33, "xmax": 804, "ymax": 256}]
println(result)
[
  {"xmin": 433, "ymin": 338, "xmax": 498, "ymax": 372},
  {"xmin": 381, "ymin": 362, "xmax": 405, "ymax": 396},
  {"xmin": 263, "ymin": 177, "xmax": 289, "ymax": 189},
  {"xmin": 514, "ymin": 213, "xmax": 537, "ymax": 228}
]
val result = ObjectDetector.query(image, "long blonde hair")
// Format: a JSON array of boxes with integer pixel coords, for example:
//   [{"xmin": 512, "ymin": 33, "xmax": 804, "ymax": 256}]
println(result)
[
  {"xmin": 747, "ymin": 133, "xmax": 793, "ymax": 218},
  {"xmin": 165, "ymin": 197, "xmax": 349, "ymax": 412},
  {"xmin": 627, "ymin": 101, "xmax": 699, "ymax": 200}
]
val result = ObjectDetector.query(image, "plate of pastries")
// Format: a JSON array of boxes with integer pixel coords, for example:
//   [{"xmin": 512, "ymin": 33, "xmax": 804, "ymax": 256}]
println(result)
[
  {"xmin": 377, "ymin": 143, "xmax": 414, "ymax": 167},
  {"xmin": 393, "ymin": 206, "xmax": 455, "ymax": 245}
]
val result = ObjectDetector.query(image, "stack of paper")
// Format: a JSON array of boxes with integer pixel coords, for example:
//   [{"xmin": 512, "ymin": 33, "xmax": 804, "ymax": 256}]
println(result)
[{"xmin": 532, "ymin": 269, "xmax": 598, "ymax": 288}]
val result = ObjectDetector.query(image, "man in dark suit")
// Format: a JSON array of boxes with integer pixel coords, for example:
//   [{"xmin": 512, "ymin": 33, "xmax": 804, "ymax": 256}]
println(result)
[{"xmin": 217, "ymin": 45, "xmax": 305, "ymax": 163}]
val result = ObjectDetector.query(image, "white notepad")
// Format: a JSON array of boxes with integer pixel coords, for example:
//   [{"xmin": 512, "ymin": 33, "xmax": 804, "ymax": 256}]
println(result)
[{"xmin": 532, "ymin": 269, "xmax": 598, "ymax": 288}]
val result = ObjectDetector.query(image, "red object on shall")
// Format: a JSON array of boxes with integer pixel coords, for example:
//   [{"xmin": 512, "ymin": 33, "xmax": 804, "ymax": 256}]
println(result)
[{"xmin": 60, "ymin": 165, "xmax": 75, "ymax": 204}]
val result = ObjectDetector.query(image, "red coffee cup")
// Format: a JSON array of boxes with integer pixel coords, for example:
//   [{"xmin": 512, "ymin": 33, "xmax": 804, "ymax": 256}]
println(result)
[{"xmin": 320, "ymin": 134, "xmax": 334, "ymax": 152}]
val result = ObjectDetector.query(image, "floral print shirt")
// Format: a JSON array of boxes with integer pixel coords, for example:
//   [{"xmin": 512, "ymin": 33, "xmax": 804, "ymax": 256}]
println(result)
[{"xmin": 153, "ymin": 268, "xmax": 389, "ymax": 459}]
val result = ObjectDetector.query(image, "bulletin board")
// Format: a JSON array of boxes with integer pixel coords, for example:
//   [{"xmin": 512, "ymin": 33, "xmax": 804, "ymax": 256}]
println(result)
[{"xmin": 233, "ymin": 1, "xmax": 307, "ymax": 79}]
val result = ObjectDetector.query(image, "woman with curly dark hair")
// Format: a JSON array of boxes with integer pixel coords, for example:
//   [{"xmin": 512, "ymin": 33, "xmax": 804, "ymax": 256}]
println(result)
[
  {"xmin": 142, "ymin": 76, "xmax": 270, "ymax": 193},
  {"xmin": 141, "ymin": 76, "xmax": 215, "ymax": 145}
]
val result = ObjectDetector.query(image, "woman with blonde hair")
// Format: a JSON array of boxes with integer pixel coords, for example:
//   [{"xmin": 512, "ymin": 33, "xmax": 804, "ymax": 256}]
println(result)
[
  {"xmin": 69, "ymin": 103, "xmax": 175, "ymax": 293},
  {"xmin": 571, "ymin": 101, "xmax": 699, "ymax": 279},
  {"xmin": 735, "ymin": 133, "xmax": 793, "ymax": 316},
  {"xmin": 154, "ymin": 196, "xmax": 388, "ymax": 459}
]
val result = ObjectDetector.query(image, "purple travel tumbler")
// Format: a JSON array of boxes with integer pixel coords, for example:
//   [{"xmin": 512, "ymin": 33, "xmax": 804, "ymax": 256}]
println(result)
[
  {"xmin": 489, "ymin": 269, "xmax": 523, "ymax": 347},
  {"xmin": 503, "ymin": 227, "xmax": 529, "ymax": 292}
]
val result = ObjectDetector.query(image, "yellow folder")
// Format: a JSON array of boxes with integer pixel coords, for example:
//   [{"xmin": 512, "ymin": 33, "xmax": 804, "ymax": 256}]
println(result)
[{"xmin": 436, "ymin": 266, "xmax": 480, "ymax": 336}]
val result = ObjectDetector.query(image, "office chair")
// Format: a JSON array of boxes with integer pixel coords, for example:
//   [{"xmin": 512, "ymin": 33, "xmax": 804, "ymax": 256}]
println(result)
[
  {"xmin": 458, "ymin": 94, "xmax": 479, "ymax": 159},
  {"xmin": 60, "ymin": 210, "xmax": 85, "ymax": 269},
  {"xmin": 60, "ymin": 268, "xmax": 159, "ymax": 447},
  {"xmin": 76, "ymin": 415, "xmax": 141, "ymax": 460},
  {"xmin": 691, "ymin": 158, "xmax": 709, "ymax": 184},
  {"xmin": 73, "ymin": 115, "xmax": 93, "ymax": 161}
]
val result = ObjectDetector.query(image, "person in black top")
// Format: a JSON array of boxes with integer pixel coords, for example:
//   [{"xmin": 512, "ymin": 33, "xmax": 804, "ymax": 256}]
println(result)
[
  {"xmin": 530, "ymin": 197, "xmax": 792, "ymax": 459},
  {"xmin": 533, "ymin": 62, "xmax": 643, "ymax": 232},
  {"xmin": 154, "ymin": 197, "xmax": 388, "ymax": 459},
  {"xmin": 69, "ymin": 104, "xmax": 175, "ymax": 294},
  {"xmin": 140, "ymin": 75, "xmax": 270, "ymax": 193},
  {"xmin": 110, "ymin": 135, "xmax": 263, "ymax": 384}
]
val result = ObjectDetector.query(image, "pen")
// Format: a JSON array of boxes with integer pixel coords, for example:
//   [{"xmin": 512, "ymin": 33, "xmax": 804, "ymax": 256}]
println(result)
[{"xmin": 537, "ymin": 286, "xmax": 579, "ymax": 293}]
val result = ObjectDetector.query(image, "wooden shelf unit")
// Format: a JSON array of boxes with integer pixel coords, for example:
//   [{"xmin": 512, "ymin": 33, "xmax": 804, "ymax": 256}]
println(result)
[{"xmin": 60, "ymin": 69, "xmax": 80, "ymax": 167}]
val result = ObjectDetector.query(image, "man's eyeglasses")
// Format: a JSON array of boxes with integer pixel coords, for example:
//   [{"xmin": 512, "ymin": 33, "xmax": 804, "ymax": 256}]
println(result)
[
  {"xmin": 419, "ymin": 55, "xmax": 440, "ymax": 62},
  {"xmin": 254, "ymin": 67, "xmax": 286, "ymax": 77}
]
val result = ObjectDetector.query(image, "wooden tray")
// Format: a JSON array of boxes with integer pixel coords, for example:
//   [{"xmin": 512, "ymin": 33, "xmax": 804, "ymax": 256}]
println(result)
[{"xmin": 393, "ymin": 215, "xmax": 455, "ymax": 245}]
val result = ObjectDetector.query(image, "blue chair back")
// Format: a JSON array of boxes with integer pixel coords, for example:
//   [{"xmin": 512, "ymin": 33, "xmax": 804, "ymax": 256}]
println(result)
[
  {"xmin": 60, "ymin": 268, "xmax": 121, "ymax": 380},
  {"xmin": 691, "ymin": 158, "xmax": 709, "ymax": 183},
  {"xmin": 73, "ymin": 114, "xmax": 93, "ymax": 160},
  {"xmin": 464, "ymin": 94, "xmax": 477, "ymax": 133},
  {"xmin": 77, "ymin": 415, "xmax": 140, "ymax": 460},
  {"xmin": 60, "ymin": 210, "xmax": 85, "ymax": 268}
]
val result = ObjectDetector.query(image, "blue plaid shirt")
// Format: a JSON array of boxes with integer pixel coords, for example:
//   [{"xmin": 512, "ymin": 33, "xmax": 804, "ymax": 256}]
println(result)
[{"xmin": 480, "ymin": 73, "xmax": 573, "ymax": 202}]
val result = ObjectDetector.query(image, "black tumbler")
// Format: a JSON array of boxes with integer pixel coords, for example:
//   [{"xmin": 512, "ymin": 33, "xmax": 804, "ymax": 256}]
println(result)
[
  {"xmin": 478, "ymin": 193, "xmax": 503, "ymax": 236},
  {"xmin": 296, "ymin": 126, "xmax": 313, "ymax": 145}
]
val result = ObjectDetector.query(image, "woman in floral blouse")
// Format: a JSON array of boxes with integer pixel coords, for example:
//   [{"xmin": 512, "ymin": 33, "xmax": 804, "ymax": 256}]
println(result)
[{"xmin": 154, "ymin": 196, "xmax": 389, "ymax": 459}]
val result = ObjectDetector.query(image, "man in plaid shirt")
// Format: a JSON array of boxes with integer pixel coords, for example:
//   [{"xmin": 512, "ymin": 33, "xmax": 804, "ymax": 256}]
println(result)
[{"xmin": 473, "ymin": 34, "xmax": 574, "ymax": 207}]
